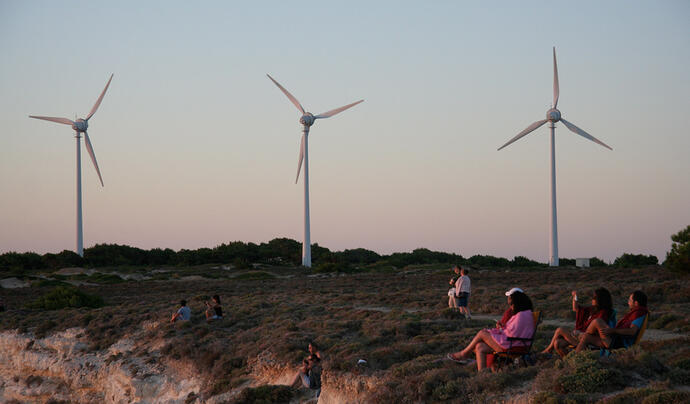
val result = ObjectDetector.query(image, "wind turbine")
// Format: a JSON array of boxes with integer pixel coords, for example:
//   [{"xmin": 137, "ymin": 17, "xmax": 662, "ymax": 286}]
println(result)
[
  {"xmin": 498, "ymin": 48, "xmax": 611, "ymax": 267},
  {"xmin": 29, "ymin": 74, "xmax": 113, "ymax": 257},
  {"xmin": 267, "ymin": 74, "xmax": 363, "ymax": 267}
]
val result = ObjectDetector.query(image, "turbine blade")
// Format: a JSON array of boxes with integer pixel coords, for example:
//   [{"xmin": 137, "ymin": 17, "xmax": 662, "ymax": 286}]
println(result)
[
  {"xmin": 267, "ymin": 74, "xmax": 305, "ymax": 114},
  {"xmin": 314, "ymin": 99, "xmax": 364, "ymax": 119},
  {"xmin": 561, "ymin": 118, "xmax": 612, "ymax": 150},
  {"xmin": 295, "ymin": 134, "xmax": 305, "ymax": 184},
  {"xmin": 29, "ymin": 116, "xmax": 74, "ymax": 126},
  {"xmin": 86, "ymin": 74, "xmax": 114, "ymax": 120},
  {"xmin": 83, "ymin": 132, "xmax": 104, "ymax": 186},
  {"xmin": 497, "ymin": 119, "xmax": 548, "ymax": 151},
  {"xmin": 553, "ymin": 47, "xmax": 559, "ymax": 108}
]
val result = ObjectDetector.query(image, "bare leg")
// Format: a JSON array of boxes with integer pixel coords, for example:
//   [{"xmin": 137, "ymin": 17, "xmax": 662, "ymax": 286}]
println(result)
[
  {"xmin": 475, "ymin": 341, "xmax": 493, "ymax": 371},
  {"xmin": 574, "ymin": 318, "xmax": 610, "ymax": 352},
  {"xmin": 554, "ymin": 338, "xmax": 571, "ymax": 357},
  {"xmin": 450, "ymin": 330, "xmax": 504, "ymax": 360},
  {"xmin": 542, "ymin": 327, "xmax": 578, "ymax": 353},
  {"xmin": 576, "ymin": 332, "xmax": 604, "ymax": 352}
]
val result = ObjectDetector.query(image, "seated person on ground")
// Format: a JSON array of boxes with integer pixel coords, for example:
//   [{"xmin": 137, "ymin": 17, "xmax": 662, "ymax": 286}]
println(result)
[
  {"xmin": 205, "ymin": 295, "xmax": 223, "ymax": 321},
  {"xmin": 447, "ymin": 291, "xmax": 534, "ymax": 371},
  {"xmin": 170, "ymin": 299, "xmax": 191, "ymax": 323},
  {"xmin": 496, "ymin": 287, "xmax": 523, "ymax": 329},
  {"xmin": 542, "ymin": 287, "xmax": 613, "ymax": 357},
  {"xmin": 291, "ymin": 354, "xmax": 322, "ymax": 393},
  {"xmin": 576, "ymin": 290, "xmax": 648, "ymax": 352}
]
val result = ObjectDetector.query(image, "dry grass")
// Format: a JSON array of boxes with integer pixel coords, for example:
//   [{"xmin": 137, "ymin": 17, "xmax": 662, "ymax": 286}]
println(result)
[{"xmin": 0, "ymin": 264, "xmax": 688, "ymax": 402}]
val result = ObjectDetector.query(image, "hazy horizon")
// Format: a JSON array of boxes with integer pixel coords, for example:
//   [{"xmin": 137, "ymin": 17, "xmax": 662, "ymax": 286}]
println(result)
[{"xmin": 1, "ymin": 1, "xmax": 689, "ymax": 263}]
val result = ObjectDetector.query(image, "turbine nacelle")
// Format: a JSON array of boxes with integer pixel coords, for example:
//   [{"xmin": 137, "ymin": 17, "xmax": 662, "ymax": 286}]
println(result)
[
  {"xmin": 73, "ymin": 119, "xmax": 88, "ymax": 132},
  {"xmin": 300, "ymin": 113, "xmax": 316, "ymax": 127},
  {"xmin": 546, "ymin": 108, "xmax": 561, "ymax": 122}
]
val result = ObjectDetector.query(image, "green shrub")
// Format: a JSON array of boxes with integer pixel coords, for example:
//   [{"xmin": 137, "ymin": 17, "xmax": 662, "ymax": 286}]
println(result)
[
  {"xmin": 535, "ymin": 352, "xmax": 625, "ymax": 395},
  {"xmin": 87, "ymin": 273, "xmax": 125, "ymax": 284},
  {"xmin": 26, "ymin": 286, "xmax": 104, "ymax": 310},
  {"xmin": 665, "ymin": 225, "xmax": 690, "ymax": 273},
  {"xmin": 556, "ymin": 353, "xmax": 624, "ymax": 394},
  {"xmin": 313, "ymin": 262, "xmax": 355, "ymax": 273},
  {"xmin": 613, "ymin": 253, "xmax": 658, "ymax": 268}
]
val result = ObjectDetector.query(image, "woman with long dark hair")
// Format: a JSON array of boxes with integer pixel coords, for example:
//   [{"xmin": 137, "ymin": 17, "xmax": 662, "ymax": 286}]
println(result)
[
  {"xmin": 576, "ymin": 290, "xmax": 648, "ymax": 352},
  {"xmin": 541, "ymin": 287, "xmax": 613, "ymax": 357},
  {"xmin": 205, "ymin": 294, "xmax": 223, "ymax": 321},
  {"xmin": 447, "ymin": 291, "xmax": 534, "ymax": 371}
]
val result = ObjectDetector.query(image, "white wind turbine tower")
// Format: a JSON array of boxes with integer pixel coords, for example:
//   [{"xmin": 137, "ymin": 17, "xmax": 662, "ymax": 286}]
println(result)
[
  {"xmin": 29, "ymin": 74, "xmax": 113, "ymax": 257},
  {"xmin": 498, "ymin": 48, "xmax": 612, "ymax": 267},
  {"xmin": 267, "ymin": 74, "xmax": 363, "ymax": 267}
]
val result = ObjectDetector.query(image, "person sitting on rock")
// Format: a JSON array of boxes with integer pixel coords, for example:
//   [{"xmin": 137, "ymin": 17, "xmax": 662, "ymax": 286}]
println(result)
[
  {"xmin": 205, "ymin": 295, "xmax": 223, "ymax": 321},
  {"xmin": 575, "ymin": 290, "xmax": 648, "ymax": 352},
  {"xmin": 170, "ymin": 299, "xmax": 191, "ymax": 323},
  {"xmin": 291, "ymin": 354, "xmax": 322, "ymax": 396}
]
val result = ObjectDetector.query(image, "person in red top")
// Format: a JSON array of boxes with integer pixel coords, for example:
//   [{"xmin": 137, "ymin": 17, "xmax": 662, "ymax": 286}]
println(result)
[
  {"xmin": 576, "ymin": 290, "xmax": 648, "ymax": 352},
  {"xmin": 541, "ymin": 287, "xmax": 613, "ymax": 357},
  {"xmin": 495, "ymin": 287, "xmax": 523, "ymax": 329},
  {"xmin": 448, "ymin": 291, "xmax": 535, "ymax": 371}
]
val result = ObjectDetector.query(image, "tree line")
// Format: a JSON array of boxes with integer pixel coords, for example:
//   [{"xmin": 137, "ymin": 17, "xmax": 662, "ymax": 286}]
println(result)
[{"xmin": 2, "ymin": 234, "xmax": 678, "ymax": 274}]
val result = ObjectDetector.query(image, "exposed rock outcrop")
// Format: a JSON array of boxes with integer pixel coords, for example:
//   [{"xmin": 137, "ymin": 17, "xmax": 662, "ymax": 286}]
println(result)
[
  {"xmin": 0, "ymin": 326, "xmax": 201, "ymax": 403},
  {"xmin": 0, "ymin": 328, "xmax": 379, "ymax": 403}
]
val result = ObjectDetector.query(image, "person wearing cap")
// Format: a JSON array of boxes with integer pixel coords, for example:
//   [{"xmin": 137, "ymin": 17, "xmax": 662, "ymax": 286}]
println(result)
[
  {"xmin": 447, "ymin": 291, "xmax": 534, "ymax": 371},
  {"xmin": 496, "ymin": 288, "xmax": 523, "ymax": 329}
]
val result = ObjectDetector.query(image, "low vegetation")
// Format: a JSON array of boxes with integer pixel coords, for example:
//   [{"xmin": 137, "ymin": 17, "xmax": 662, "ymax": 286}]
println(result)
[{"xmin": 1, "ymin": 261, "xmax": 688, "ymax": 402}]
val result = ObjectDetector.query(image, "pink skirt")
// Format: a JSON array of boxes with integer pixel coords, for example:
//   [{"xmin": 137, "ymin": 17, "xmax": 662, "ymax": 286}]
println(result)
[{"xmin": 487, "ymin": 328, "xmax": 527, "ymax": 350}]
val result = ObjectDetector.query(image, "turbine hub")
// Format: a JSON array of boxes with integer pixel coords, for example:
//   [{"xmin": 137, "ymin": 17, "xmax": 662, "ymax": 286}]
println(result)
[
  {"xmin": 546, "ymin": 108, "xmax": 561, "ymax": 122},
  {"xmin": 72, "ymin": 119, "xmax": 88, "ymax": 132},
  {"xmin": 300, "ymin": 113, "xmax": 315, "ymax": 127}
]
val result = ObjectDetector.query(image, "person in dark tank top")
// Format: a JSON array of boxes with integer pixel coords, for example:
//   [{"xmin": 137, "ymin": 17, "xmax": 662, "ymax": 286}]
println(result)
[{"xmin": 205, "ymin": 295, "xmax": 223, "ymax": 321}]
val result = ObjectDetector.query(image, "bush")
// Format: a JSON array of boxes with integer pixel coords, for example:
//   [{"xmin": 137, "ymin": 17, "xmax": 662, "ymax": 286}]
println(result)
[
  {"xmin": 26, "ymin": 286, "xmax": 104, "ymax": 310},
  {"xmin": 535, "ymin": 352, "xmax": 625, "ymax": 394},
  {"xmin": 665, "ymin": 225, "xmax": 690, "ymax": 273},
  {"xmin": 614, "ymin": 253, "xmax": 658, "ymax": 268},
  {"xmin": 313, "ymin": 262, "xmax": 356, "ymax": 273}
]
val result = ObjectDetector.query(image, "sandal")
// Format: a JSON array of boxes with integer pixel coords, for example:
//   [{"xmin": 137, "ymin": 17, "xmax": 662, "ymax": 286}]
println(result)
[{"xmin": 446, "ymin": 353, "xmax": 471, "ymax": 364}]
